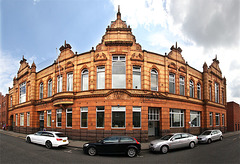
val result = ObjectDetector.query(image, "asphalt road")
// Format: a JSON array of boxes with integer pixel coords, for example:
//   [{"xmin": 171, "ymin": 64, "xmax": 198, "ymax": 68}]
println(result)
[{"xmin": 0, "ymin": 133, "xmax": 239, "ymax": 164}]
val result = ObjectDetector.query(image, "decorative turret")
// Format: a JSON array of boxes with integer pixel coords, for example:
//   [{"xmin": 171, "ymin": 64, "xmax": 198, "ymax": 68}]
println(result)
[
  {"xmin": 168, "ymin": 42, "xmax": 185, "ymax": 64},
  {"xmin": 117, "ymin": 5, "xmax": 121, "ymax": 20},
  {"xmin": 203, "ymin": 62, "xmax": 208, "ymax": 73},
  {"xmin": 31, "ymin": 61, "xmax": 36, "ymax": 73},
  {"xmin": 59, "ymin": 40, "xmax": 72, "ymax": 52}
]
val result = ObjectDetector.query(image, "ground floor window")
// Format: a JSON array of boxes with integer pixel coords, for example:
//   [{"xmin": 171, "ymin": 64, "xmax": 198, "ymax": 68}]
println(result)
[
  {"xmin": 215, "ymin": 113, "xmax": 220, "ymax": 126},
  {"xmin": 190, "ymin": 111, "xmax": 200, "ymax": 127},
  {"xmin": 112, "ymin": 106, "xmax": 125, "ymax": 128},
  {"xmin": 15, "ymin": 114, "xmax": 18, "ymax": 126},
  {"xmin": 222, "ymin": 114, "xmax": 225, "ymax": 126},
  {"xmin": 47, "ymin": 110, "xmax": 51, "ymax": 127},
  {"xmin": 56, "ymin": 109, "xmax": 62, "ymax": 127},
  {"xmin": 133, "ymin": 107, "xmax": 141, "ymax": 128},
  {"xmin": 210, "ymin": 112, "xmax": 213, "ymax": 126},
  {"xmin": 27, "ymin": 112, "xmax": 30, "ymax": 126},
  {"xmin": 20, "ymin": 113, "xmax": 24, "ymax": 126},
  {"xmin": 148, "ymin": 108, "xmax": 159, "ymax": 121},
  {"xmin": 170, "ymin": 109, "xmax": 184, "ymax": 127},
  {"xmin": 81, "ymin": 107, "xmax": 88, "ymax": 128},
  {"xmin": 66, "ymin": 108, "xmax": 72, "ymax": 127},
  {"xmin": 96, "ymin": 106, "xmax": 104, "ymax": 128}
]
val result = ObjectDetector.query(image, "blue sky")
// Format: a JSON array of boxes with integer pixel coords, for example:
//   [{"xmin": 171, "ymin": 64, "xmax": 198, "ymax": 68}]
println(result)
[{"xmin": 0, "ymin": 0, "xmax": 239, "ymax": 103}]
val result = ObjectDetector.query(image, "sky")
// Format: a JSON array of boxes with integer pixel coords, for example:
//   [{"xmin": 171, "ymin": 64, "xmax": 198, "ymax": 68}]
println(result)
[{"xmin": 0, "ymin": 0, "xmax": 239, "ymax": 103}]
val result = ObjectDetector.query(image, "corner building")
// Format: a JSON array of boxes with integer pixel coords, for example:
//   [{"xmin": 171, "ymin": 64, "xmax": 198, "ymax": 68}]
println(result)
[{"xmin": 8, "ymin": 9, "xmax": 227, "ymax": 142}]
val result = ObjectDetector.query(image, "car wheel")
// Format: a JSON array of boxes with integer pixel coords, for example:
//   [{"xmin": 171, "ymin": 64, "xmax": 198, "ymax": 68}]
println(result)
[
  {"xmin": 127, "ymin": 148, "xmax": 137, "ymax": 158},
  {"xmin": 207, "ymin": 139, "xmax": 212, "ymax": 144},
  {"xmin": 26, "ymin": 137, "xmax": 31, "ymax": 143},
  {"xmin": 219, "ymin": 136, "xmax": 223, "ymax": 141},
  {"xmin": 161, "ymin": 145, "xmax": 168, "ymax": 154},
  {"xmin": 88, "ymin": 147, "xmax": 97, "ymax": 156},
  {"xmin": 189, "ymin": 142, "xmax": 195, "ymax": 149},
  {"xmin": 45, "ymin": 140, "xmax": 52, "ymax": 149}
]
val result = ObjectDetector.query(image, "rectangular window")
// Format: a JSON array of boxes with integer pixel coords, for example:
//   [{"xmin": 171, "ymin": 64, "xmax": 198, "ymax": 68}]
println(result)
[
  {"xmin": 133, "ymin": 107, "xmax": 141, "ymax": 128},
  {"xmin": 67, "ymin": 73, "xmax": 73, "ymax": 91},
  {"xmin": 20, "ymin": 113, "xmax": 24, "ymax": 126},
  {"xmin": 96, "ymin": 106, "xmax": 104, "ymax": 128},
  {"xmin": 170, "ymin": 109, "xmax": 184, "ymax": 127},
  {"xmin": 209, "ymin": 85, "xmax": 212, "ymax": 101},
  {"xmin": 81, "ymin": 107, "xmax": 88, "ymax": 128},
  {"xmin": 10, "ymin": 96, "xmax": 12, "ymax": 107},
  {"xmin": 169, "ymin": 73, "xmax": 175, "ymax": 94},
  {"xmin": 179, "ymin": 76, "xmax": 185, "ymax": 96},
  {"xmin": 20, "ymin": 82, "xmax": 26, "ymax": 103},
  {"xmin": 48, "ymin": 79, "xmax": 52, "ymax": 97},
  {"xmin": 151, "ymin": 69, "xmax": 158, "ymax": 91},
  {"xmin": 215, "ymin": 113, "xmax": 220, "ymax": 126},
  {"xmin": 16, "ymin": 114, "xmax": 18, "ymax": 126},
  {"xmin": 210, "ymin": 112, "xmax": 213, "ymax": 126},
  {"xmin": 39, "ymin": 83, "xmax": 43, "ymax": 99},
  {"xmin": 112, "ymin": 56, "xmax": 126, "ymax": 89},
  {"xmin": 222, "ymin": 114, "xmax": 225, "ymax": 126},
  {"xmin": 57, "ymin": 75, "xmax": 62, "ymax": 93},
  {"xmin": 190, "ymin": 111, "xmax": 200, "ymax": 127},
  {"xmin": 39, "ymin": 112, "xmax": 44, "ymax": 120},
  {"xmin": 133, "ymin": 66, "xmax": 141, "ymax": 89},
  {"xmin": 27, "ymin": 112, "xmax": 30, "ymax": 126},
  {"xmin": 82, "ymin": 69, "xmax": 89, "ymax": 91},
  {"xmin": 47, "ymin": 110, "xmax": 51, "ymax": 127},
  {"xmin": 112, "ymin": 106, "xmax": 125, "ymax": 128},
  {"xmin": 97, "ymin": 67, "xmax": 105, "ymax": 89},
  {"xmin": 215, "ymin": 83, "xmax": 219, "ymax": 103},
  {"xmin": 66, "ymin": 108, "xmax": 72, "ymax": 127},
  {"xmin": 148, "ymin": 108, "xmax": 159, "ymax": 121},
  {"xmin": 222, "ymin": 90, "xmax": 224, "ymax": 104},
  {"xmin": 56, "ymin": 109, "xmax": 62, "ymax": 127}
]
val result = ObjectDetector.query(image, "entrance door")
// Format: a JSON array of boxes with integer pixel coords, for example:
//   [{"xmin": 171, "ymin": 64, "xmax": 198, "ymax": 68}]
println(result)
[
  {"xmin": 148, "ymin": 108, "xmax": 160, "ymax": 136},
  {"xmin": 39, "ymin": 112, "xmax": 44, "ymax": 131}
]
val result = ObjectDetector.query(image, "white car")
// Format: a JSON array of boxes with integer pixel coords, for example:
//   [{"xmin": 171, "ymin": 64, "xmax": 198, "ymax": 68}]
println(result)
[
  {"xmin": 149, "ymin": 133, "xmax": 198, "ymax": 154},
  {"xmin": 198, "ymin": 130, "xmax": 223, "ymax": 144},
  {"xmin": 26, "ymin": 131, "xmax": 69, "ymax": 148}
]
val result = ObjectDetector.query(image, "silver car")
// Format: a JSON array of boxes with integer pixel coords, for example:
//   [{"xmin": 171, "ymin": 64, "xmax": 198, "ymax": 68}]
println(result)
[
  {"xmin": 198, "ymin": 130, "xmax": 223, "ymax": 144},
  {"xmin": 149, "ymin": 133, "xmax": 198, "ymax": 154}
]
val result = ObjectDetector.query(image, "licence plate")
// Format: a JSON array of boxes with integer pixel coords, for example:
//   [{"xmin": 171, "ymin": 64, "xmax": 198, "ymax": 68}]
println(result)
[{"xmin": 63, "ymin": 140, "xmax": 66, "ymax": 142}]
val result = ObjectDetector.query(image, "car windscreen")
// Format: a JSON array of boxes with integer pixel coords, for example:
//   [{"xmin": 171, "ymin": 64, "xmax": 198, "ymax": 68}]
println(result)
[
  {"xmin": 201, "ymin": 131, "xmax": 211, "ymax": 135},
  {"xmin": 55, "ymin": 133, "xmax": 67, "ymax": 138},
  {"xmin": 161, "ymin": 135, "xmax": 173, "ymax": 140}
]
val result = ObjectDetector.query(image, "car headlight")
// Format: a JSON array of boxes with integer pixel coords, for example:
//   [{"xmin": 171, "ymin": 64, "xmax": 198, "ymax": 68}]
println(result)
[{"xmin": 83, "ymin": 143, "xmax": 89, "ymax": 147}]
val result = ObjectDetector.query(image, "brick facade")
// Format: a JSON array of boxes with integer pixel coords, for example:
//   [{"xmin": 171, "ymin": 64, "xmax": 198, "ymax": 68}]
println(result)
[
  {"xmin": 7, "ymin": 9, "xmax": 227, "ymax": 142},
  {"xmin": 227, "ymin": 102, "xmax": 240, "ymax": 131},
  {"xmin": 0, "ymin": 92, "xmax": 9, "ymax": 130}
]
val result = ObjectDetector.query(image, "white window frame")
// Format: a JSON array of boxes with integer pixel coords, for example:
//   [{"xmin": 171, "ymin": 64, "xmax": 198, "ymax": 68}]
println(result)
[
  {"xmin": 48, "ymin": 79, "xmax": 52, "ymax": 97},
  {"xmin": 67, "ymin": 72, "xmax": 73, "ymax": 91},
  {"xmin": 47, "ymin": 110, "xmax": 51, "ymax": 127},
  {"xmin": 16, "ymin": 114, "xmax": 18, "ymax": 126},
  {"xmin": 66, "ymin": 108, "xmax": 72, "ymax": 128},
  {"xmin": 56, "ymin": 109, "xmax": 62, "ymax": 127},
  {"xmin": 112, "ymin": 55, "xmax": 126, "ymax": 89},
  {"xmin": 169, "ymin": 73, "xmax": 175, "ymax": 94},
  {"xmin": 27, "ymin": 112, "xmax": 30, "ymax": 126},
  {"xmin": 10, "ymin": 96, "xmax": 12, "ymax": 107},
  {"xmin": 215, "ymin": 83, "xmax": 219, "ymax": 103},
  {"xmin": 20, "ymin": 113, "xmax": 24, "ymax": 126},
  {"xmin": 170, "ymin": 109, "xmax": 184, "ymax": 128},
  {"xmin": 112, "ymin": 106, "xmax": 126, "ymax": 128},
  {"xmin": 133, "ymin": 66, "xmax": 141, "ymax": 89},
  {"xmin": 97, "ymin": 66, "xmax": 105, "ymax": 89},
  {"xmin": 179, "ymin": 76, "xmax": 185, "ymax": 96},
  {"xmin": 39, "ymin": 83, "xmax": 43, "ymax": 99},
  {"xmin": 215, "ymin": 113, "xmax": 220, "ymax": 126},
  {"xmin": 133, "ymin": 107, "xmax": 141, "ymax": 128},
  {"xmin": 81, "ymin": 69, "xmax": 89, "ymax": 91},
  {"xmin": 81, "ymin": 107, "xmax": 88, "ymax": 128},
  {"xmin": 210, "ymin": 112, "xmax": 213, "ymax": 126},
  {"xmin": 222, "ymin": 114, "xmax": 225, "ymax": 126},
  {"xmin": 96, "ymin": 106, "xmax": 105, "ymax": 128},
  {"xmin": 148, "ymin": 108, "xmax": 159, "ymax": 121},
  {"xmin": 190, "ymin": 80, "xmax": 194, "ymax": 98},
  {"xmin": 190, "ymin": 111, "xmax": 201, "ymax": 127},
  {"xmin": 197, "ymin": 83, "xmax": 201, "ymax": 99},
  {"xmin": 19, "ymin": 82, "xmax": 26, "ymax": 103},
  {"xmin": 57, "ymin": 75, "xmax": 62, "ymax": 93},
  {"xmin": 151, "ymin": 69, "xmax": 158, "ymax": 91}
]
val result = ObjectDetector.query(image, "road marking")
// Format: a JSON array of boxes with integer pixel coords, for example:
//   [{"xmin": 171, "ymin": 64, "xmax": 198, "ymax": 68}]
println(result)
[{"xmin": 64, "ymin": 150, "xmax": 72, "ymax": 153}]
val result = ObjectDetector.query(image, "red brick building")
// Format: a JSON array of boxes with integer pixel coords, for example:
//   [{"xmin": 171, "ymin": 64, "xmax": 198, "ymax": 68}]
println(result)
[
  {"xmin": 227, "ymin": 102, "xmax": 240, "ymax": 131},
  {"xmin": 7, "ymin": 9, "xmax": 227, "ymax": 142},
  {"xmin": 0, "ymin": 92, "xmax": 9, "ymax": 130}
]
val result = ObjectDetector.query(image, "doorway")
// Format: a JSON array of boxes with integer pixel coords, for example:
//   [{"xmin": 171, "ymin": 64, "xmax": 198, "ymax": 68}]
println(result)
[
  {"xmin": 148, "ymin": 108, "xmax": 160, "ymax": 136},
  {"xmin": 39, "ymin": 111, "xmax": 44, "ymax": 131}
]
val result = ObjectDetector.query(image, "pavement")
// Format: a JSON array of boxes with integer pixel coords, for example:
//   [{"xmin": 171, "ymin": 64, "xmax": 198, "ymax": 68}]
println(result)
[{"xmin": 1, "ymin": 129, "xmax": 240, "ymax": 150}]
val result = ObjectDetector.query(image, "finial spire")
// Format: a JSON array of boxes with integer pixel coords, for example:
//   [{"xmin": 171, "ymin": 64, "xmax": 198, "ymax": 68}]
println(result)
[
  {"xmin": 117, "ymin": 5, "xmax": 121, "ymax": 20},
  {"xmin": 118, "ymin": 5, "xmax": 120, "ymax": 13}
]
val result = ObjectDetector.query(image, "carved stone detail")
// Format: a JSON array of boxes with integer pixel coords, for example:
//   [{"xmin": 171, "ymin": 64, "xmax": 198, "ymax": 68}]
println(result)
[
  {"xmin": 130, "ymin": 53, "xmax": 144, "ymax": 61},
  {"xmin": 94, "ymin": 53, "xmax": 107, "ymax": 62}
]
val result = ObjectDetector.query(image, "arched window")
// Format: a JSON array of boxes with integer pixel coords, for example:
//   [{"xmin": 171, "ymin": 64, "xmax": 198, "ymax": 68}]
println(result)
[
  {"xmin": 151, "ymin": 69, "xmax": 158, "ymax": 91},
  {"xmin": 215, "ymin": 82, "xmax": 219, "ymax": 103},
  {"xmin": 67, "ymin": 72, "xmax": 73, "ymax": 91},
  {"xmin": 82, "ymin": 69, "xmax": 88, "ymax": 91},
  {"xmin": 197, "ymin": 83, "xmax": 201, "ymax": 99},
  {"xmin": 57, "ymin": 75, "xmax": 62, "ymax": 93},
  {"xmin": 169, "ymin": 73, "xmax": 175, "ymax": 94},
  {"xmin": 39, "ymin": 83, "xmax": 43, "ymax": 99},
  {"xmin": 48, "ymin": 79, "xmax": 52, "ymax": 97},
  {"xmin": 190, "ymin": 80, "xmax": 194, "ymax": 98},
  {"xmin": 179, "ymin": 76, "xmax": 185, "ymax": 96}
]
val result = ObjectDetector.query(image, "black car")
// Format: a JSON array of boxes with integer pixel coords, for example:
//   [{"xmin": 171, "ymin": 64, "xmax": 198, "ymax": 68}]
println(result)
[{"xmin": 83, "ymin": 136, "xmax": 141, "ymax": 157}]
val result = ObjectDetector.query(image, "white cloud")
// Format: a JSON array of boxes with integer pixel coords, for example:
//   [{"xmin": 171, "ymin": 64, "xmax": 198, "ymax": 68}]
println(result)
[{"xmin": 33, "ymin": 0, "xmax": 40, "ymax": 5}]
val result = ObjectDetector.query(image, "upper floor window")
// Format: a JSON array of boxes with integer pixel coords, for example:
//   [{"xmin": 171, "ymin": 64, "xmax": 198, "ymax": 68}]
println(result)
[
  {"xmin": 215, "ymin": 83, "xmax": 219, "ymax": 103},
  {"xmin": 197, "ymin": 83, "xmax": 201, "ymax": 99},
  {"xmin": 179, "ymin": 76, "xmax": 185, "ymax": 96},
  {"xmin": 151, "ymin": 69, "xmax": 158, "ymax": 91},
  {"xmin": 57, "ymin": 75, "xmax": 62, "ymax": 93},
  {"xmin": 82, "ymin": 69, "xmax": 88, "ymax": 91},
  {"xmin": 10, "ymin": 96, "xmax": 12, "ymax": 107},
  {"xmin": 19, "ymin": 82, "xmax": 26, "ymax": 103},
  {"xmin": 112, "ymin": 56, "xmax": 126, "ymax": 89},
  {"xmin": 133, "ymin": 66, "xmax": 141, "ymax": 89},
  {"xmin": 39, "ymin": 83, "xmax": 43, "ymax": 99},
  {"xmin": 48, "ymin": 79, "xmax": 52, "ymax": 97},
  {"xmin": 209, "ymin": 85, "xmax": 212, "ymax": 101},
  {"xmin": 97, "ymin": 66, "xmax": 105, "ymax": 89},
  {"xmin": 67, "ymin": 72, "xmax": 73, "ymax": 91},
  {"xmin": 169, "ymin": 73, "xmax": 175, "ymax": 94},
  {"xmin": 189, "ymin": 80, "xmax": 194, "ymax": 98},
  {"xmin": 222, "ymin": 90, "xmax": 224, "ymax": 104}
]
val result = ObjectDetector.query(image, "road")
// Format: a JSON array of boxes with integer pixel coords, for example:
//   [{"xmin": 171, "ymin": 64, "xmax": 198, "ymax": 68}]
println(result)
[{"xmin": 0, "ymin": 133, "xmax": 239, "ymax": 164}]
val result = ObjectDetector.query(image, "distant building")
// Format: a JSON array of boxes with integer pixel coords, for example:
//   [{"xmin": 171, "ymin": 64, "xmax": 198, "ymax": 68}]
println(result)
[
  {"xmin": 0, "ymin": 92, "xmax": 9, "ymax": 130},
  {"xmin": 7, "ymin": 8, "xmax": 227, "ymax": 142},
  {"xmin": 227, "ymin": 102, "xmax": 240, "ymax": 131}
]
